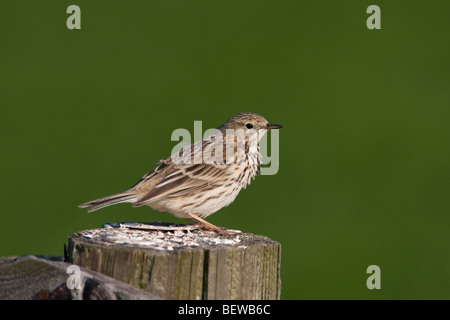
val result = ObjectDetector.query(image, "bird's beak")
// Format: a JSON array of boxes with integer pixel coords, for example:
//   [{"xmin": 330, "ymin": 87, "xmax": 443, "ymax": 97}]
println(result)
[{"xmin": 266, "ymin": 123, "xmax": 283, "ymax": 129}]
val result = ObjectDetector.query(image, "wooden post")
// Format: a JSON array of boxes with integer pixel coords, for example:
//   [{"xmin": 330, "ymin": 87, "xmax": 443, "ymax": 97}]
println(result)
[
  {"xmin": 0, "ymin": 255, "xmax": 160, "ymax": 300},
  {"xmin": 67, "ymin": 222, "xmax": 281, "ymax": 300}
]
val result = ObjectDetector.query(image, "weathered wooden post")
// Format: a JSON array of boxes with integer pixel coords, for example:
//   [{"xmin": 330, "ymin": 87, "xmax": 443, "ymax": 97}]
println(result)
[
  {"xmin": 0, "ymin": 255, "xmax": 160, "ymax": 300},
  {"xmin": 67, "ymin": 222, "xmax": 281, "ymax": 300}
]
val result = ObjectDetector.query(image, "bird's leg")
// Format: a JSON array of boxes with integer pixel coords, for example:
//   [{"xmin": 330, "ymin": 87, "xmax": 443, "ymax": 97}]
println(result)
[
  {"xmin": 187, "ymin": 213, "xmax": 231, "ymax": 236},
  {"xmin": 186, "ymin": 218, "xmax": 203, "ymax": 228}
]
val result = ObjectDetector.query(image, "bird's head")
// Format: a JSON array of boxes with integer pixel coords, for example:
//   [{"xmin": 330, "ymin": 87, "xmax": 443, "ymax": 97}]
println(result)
[{"xmin": 218, "ymin": 112, "xmax": 282, "ymax": 141}]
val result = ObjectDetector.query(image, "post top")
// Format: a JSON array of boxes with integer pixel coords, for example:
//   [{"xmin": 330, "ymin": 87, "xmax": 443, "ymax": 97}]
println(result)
[{"xmin": 70, "ymin": 222, "xmax": 279, "ymax": 252}]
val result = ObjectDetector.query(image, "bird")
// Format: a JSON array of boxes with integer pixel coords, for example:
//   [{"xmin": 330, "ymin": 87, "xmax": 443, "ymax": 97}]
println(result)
[{"xmin": 78, "ymin": 112, "xmax": 282, "ymax": 235}]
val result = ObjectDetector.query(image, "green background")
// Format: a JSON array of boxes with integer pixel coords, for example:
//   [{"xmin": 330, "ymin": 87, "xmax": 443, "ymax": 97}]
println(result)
[{"xmin": 1, "ymin": 1, "xmax": 449, "ymax": 299}]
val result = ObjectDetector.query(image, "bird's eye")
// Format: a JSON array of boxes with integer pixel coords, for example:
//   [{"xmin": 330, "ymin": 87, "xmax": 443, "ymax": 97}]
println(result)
[{"xmin": 246, "ymin": 123, "xmax": 253, "ymax": 129}]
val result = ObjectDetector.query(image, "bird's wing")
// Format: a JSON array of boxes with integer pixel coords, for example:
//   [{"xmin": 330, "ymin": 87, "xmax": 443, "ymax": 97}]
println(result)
[
  {"xmin": 132, "ymin": 162, "xmax": 231, "ymax": 207},
  {"xmin": 127, "ymin": 160, "xmax": 170, "ymax": 195}
]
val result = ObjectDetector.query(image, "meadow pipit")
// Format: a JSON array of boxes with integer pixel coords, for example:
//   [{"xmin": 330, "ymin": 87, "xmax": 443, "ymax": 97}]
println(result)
[{"xmin": 79, "ymin": 112, "xmax": 282, "ymax": 235}]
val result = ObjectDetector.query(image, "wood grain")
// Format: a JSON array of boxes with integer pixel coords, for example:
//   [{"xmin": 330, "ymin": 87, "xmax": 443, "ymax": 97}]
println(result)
[
  {"xmin": 0, "ymin": 255, "xmax": 160, "ymax": 300},
  {"xmin": 67, "ymin": 222, "xmax": 281, "ymax": 300}
]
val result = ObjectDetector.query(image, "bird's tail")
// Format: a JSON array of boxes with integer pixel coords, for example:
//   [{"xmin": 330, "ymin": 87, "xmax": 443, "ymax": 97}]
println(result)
[{"xmin": 78, "ymin": 192, "xmax": 141, "ymax": 213}]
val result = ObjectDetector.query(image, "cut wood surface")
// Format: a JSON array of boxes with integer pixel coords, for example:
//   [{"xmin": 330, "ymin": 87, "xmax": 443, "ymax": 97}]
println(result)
[{"xmin": 67, "ymin": 222, "xmax": 282, "ymax": 300}]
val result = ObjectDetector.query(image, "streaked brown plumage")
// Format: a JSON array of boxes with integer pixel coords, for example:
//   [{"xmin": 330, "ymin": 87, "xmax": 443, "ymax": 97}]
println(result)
[{"xmin": 79, "ymin": 112, "xmax": 282, "ymax": 235}]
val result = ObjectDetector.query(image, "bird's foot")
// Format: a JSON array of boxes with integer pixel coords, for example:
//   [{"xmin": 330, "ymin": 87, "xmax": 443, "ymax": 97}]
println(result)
[{"xmin": 187, "ymin": 214, "xmax": 231, "ymax": 236}]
